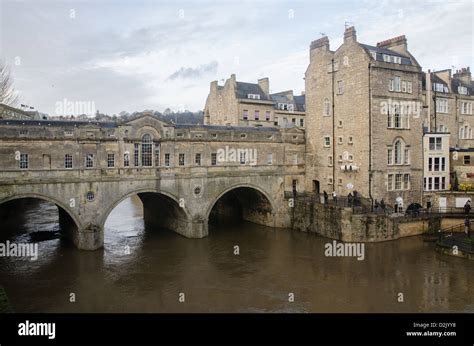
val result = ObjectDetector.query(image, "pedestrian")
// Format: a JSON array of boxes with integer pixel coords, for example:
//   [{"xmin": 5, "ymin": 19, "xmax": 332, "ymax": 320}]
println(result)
[
  {"xmin": 353, "ymin": 190, "xmax": 358, "ymax": 206},
  {"xmin": 380, "ymin": 199, "xmax": 386, "ymax": 212},
  {"xmin": 464, "ymin": 200, "xmax": 471, "ymax": 215},
  {"xmin": 374, "ymin": 199, "xmax": 379, "ymax": 213},
  {"xmin": 323, "ymin": 191, "xmax": 328, "ymax": 205},
  {"xmin": 332, "ymin": 191, "xmax": 337, "ymax": 205},
  {"xmin": 465, "ymin": 218, "xmax": 471, "ymax": 237},
  {"xmin": 347, "ymin": 192, "xmax": 353, "ymax": 207}
]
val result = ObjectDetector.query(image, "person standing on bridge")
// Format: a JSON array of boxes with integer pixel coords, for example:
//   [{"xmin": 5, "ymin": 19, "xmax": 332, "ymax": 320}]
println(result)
[
  {"xmin": 332, "ymin": 191, "xmax": 337, "ymax": 205},
  {"xmin": 464, "ymin": 200, "xmax": 471, "ymax": 216},
  {"xmin": 323, "ymin": 191, "xmax": 328, "ymax": 205}
]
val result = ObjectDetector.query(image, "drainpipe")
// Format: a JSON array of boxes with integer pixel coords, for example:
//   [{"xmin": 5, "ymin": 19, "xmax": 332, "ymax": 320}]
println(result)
[
  {"xmin": 331, "ymin": 58, "xmax": 336, "ymax": 193},
  {"xmin": 368, "ymin": 62, "xmax": 374, "ymax": 210}
]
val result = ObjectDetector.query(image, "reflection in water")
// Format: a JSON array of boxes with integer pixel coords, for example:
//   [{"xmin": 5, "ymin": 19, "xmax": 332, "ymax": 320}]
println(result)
[{"xmin": 1, "ymin": 196, "xmax": 474, "ymax": 313}]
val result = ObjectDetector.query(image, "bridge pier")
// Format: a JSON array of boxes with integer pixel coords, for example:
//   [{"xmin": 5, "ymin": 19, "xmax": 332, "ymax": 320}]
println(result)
[{"xmin": 73, "ymin": 224, "xmax": 104, "ymax": 251}]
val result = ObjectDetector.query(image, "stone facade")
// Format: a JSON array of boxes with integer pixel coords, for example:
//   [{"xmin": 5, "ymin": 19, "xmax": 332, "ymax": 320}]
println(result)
[
  {"xmin": 423, "ymin": 68, "xmax": 474, "ymax": 148},
  {"xmin": 0, "ymin": 115, "xmax": 305, "ymax": 250},
  {"xmin": 203, "ymin": 74, "xmax": 305, "ymax": 128},
  {"xmin": 305, "ymin": 27, "xmax": 423, "ymax": 211}
]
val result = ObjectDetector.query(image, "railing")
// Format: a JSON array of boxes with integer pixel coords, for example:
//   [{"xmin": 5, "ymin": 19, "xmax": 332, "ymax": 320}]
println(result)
[
  {"xmin": 437, "ymin": 222, "xmax": 474, "ymax": 253},
  {"xmin": 284, "ymin": 192, "xmax": 379, "ymax": 215}
]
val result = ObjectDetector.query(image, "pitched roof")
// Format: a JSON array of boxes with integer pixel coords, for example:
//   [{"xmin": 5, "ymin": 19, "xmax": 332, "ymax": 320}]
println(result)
[
  {"xmin": 0, "ymin": 119, "xmax": 117, "ymax": 128},
  {"xmin": 359, "ymin": 44, "xmax": 412, "ymax": 65},
  {"xmin": 174, "ymin": 123, "xmax": 279, "ymax": 132},
  {"xmin": 235, "ymin": 82, "xmax": 270, "ymax": 100}
]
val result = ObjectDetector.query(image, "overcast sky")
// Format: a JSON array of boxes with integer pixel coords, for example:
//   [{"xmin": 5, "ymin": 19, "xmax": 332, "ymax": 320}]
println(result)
[{"xmin": 0, "ymin": 0, "xmax": 472, "ymax": 116}]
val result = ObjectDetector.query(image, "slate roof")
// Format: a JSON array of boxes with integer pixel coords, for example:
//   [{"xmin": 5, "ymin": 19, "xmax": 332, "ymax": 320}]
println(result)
[
  {"xmin": 294, "ymin": 95, "xmax": 306, "ymax": 112},
  {"xmin": 451, "ymin": 78, "xmax": 473, "ymax": 96},
  {"xmin": 235, "ymin": 82, "xmax": 271, "ymax": 101},
  {"xmin": 174, "ymin": 123, "xmax": 279, "ymax": 132},
  {"xmin": 359, "ymin": 44, "xmax": 412, "ymax": 65},
  {"xmin": 0, "ymin": 119, "xmax": 117, "ymax": 128}
]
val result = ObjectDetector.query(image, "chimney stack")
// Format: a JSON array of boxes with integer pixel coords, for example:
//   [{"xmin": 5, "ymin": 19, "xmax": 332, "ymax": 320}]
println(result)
[
  {"xmin": 310, "ymin": 36, "xmax": 329, "ymax": 51},
  {"xmin": 344, "ymin": 26, "xmax": 357, "ymax": 43},
  {"xmin": 453, "ymin": 67, "xmax": 472, "ymax": 86},
  {"xmin": 258, "ymin": 77, "xmax": 269, "ymax": 95}
]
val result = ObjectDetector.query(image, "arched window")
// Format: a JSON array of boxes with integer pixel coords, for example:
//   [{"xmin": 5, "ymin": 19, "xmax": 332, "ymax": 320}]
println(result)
[
  {"xmin": 394, "ymin": 140, "xmax": 402, "ymax": 164},
  {"xmin": 141, "ymin": 134, "xmax": 153, "ymax": 166},
  {"xmin": 324, "ymin": 98, "xmax": 330, "ymax": 116}
]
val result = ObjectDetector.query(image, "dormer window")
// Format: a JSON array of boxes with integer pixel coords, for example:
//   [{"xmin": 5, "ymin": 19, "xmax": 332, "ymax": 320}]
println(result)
[
  {"xmin": 278, "ymin": 103, "xmax": 288, "ymax": 110},
  {"xmin": 433, "ymin": 83, "xmax": 448, "ymax": 93},
  {"xmin": 248, "ymin": 94, "xmax": 260, "ymax": 100},
  {"xmin": 458, "ymin": 86, "xmax": 468, "ymax": 95},
  {"xmin": 176, "ymin": 132, "xmax": 184, "ymax": 137},
  {"xmin": 383, "ymin": 54, "xmax": 401, "ymax": 64}
]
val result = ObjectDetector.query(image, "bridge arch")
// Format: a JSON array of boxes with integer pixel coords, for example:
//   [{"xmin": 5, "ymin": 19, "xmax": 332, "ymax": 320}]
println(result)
[
  {"xmin": 101, "ymin": 188, "xmax": 193, "ymax": 237},
  {"xmin": 0, "ymin": 193, "xmax": 82, "ymax": 229},
  {"xmin": 0, "ymin": 193, "xmax": 81, "ymax": 243},
  {"xmin": 206, "ymin": 183, "xmax": 276, "ymax": 228}
]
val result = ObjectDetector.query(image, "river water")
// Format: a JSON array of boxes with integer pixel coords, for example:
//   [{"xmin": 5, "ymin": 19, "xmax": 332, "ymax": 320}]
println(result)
[{"xmin": 1, "ymin": 196, "xmax": 473, "ymax": 313}]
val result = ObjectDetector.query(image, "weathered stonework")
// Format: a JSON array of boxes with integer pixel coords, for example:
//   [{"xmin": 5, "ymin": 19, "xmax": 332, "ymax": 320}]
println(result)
[{"xmin": 0, "ymin": 115, "xmax": 305, "ymax": 250}]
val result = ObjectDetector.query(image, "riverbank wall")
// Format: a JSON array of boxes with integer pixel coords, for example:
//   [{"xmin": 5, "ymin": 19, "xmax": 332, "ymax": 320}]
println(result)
[{"xmin": 291, "ymin": 200, "xmax": 441, "ymax": 242}]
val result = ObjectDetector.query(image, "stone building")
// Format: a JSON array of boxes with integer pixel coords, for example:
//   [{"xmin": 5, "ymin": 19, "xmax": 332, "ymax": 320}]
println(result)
[
  {"xmin": 423, "ymin": 68, "xmax": 473, "ymax": 147},
  {"xmin": 203, "ymin": 74, "xmax": 305, "ymax": 128},
  {"xmin": 0, "ymin": 103, "xmax": 35, "ymax": 120},
  {"xmin": 304, "ymin": 27, "xmax": 424, "ymax": 211},
  {"xmin": 423, "ymin": 132, "xmax": 450, "ymax": 197}
]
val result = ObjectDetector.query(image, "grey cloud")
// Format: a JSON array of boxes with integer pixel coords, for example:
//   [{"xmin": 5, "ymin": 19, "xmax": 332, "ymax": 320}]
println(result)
[{"xmin": 167, "ymin": 61, "xmax": 218, "ymax": 81}]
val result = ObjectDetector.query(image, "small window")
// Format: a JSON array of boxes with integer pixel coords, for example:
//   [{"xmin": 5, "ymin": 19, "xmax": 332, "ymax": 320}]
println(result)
[
  {"xmin": 86, "ymin": 191, "xmax": 95, "ymax": 202},
  {"xmin": 300, "ymin": 119, "xmax": 304, "ymax": 127},
  {"xmin": 328, "ymin": 155, "xmax": 333, "ymax": 166},
  {"xmin": 324, "ymin": 136, "xmax": 331, "ymax": 147},
  {"xmin": 338, "ymin": 136, "xmax": 343, "ymax": 144},
  {"xmin": 19, "ymin": 129, "xmax": 28, "ymax": 136},
  {"xmin": 337, "ymin": 80, "xmax": 343, "ymax": 95},
  {"xmin": 212, "ymin": 133, "xmax": 218, "ymax": 138},
  {"xmin": 324, "ymin": 98, "xmax": 330, "ymax": 116},
  {"xmin": 348, "ymin": 136, "xmax": 353, "ymax": 144},
  {"xmin": 265, "ymin": 111, "xmax": 271, "ymax": 121},
  {"xmin": 164, "ymin": 153, "xmax": 171, "ymax": 167},
  {"xmin": 195, "ymin": 153, "xmax": 201, "ymax": 166},
  {"xmin": 211, "ymin": 153, "xmax": 217, "ymax": 166},
  {"xmin": 267, "ymin": 153, "xmax": 273, "ymax": 165},
  {"xmin": 243, "ymin": 110, "xmax": 248, "ymax": 120},
  {"xmin": 239, "ymin": 151, "xmax": 246, "ymax": 164},
  {"xmin": 64, "ymin": 129, "xmax": 74, "ymax": 136},
  {"xmin": 179, "ymin": 153, "xmax": 185, "ymax": 166},
  {"xmin": 240, "ymin": 133, "xmax": 247, "ymax": 138},
  {"xmin": 107, "ymin": 154, "xmax": 115, "ymax": 168},
  {"xmin": 176, "ymin": 132, "xmax": 184, "ymax": 138},
  {"xmin": 464, "ymin": 155, "xmax": 471, "ymax": 165},
  {"xmin": 124, "ymin": 152, "xmax": 130, "ymax": 167},
  {"xmin": 254, "ymin": 110, "xmax": 260, "ymax": 120},
  {"xmin": 64, "ymin": 154, "xmax": 73, "ymax": 169},
  {"xmin": 85, "ymin": 154, "xmax": 94, "ymax": 168},
  {"xmin": 19, "ymin": 153, "xmax": 28, "ymax": 169}
]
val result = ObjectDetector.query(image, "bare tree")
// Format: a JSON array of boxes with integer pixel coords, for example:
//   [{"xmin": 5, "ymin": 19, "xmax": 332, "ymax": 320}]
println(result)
[{"xmin": 0, "ymin": 61, "xmax": 19, "ymax": 106}]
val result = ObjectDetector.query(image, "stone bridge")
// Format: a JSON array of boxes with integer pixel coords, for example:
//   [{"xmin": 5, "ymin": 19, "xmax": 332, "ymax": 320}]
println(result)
[{"xmin": 0, "ymin": 115, "xmax": 305, "ymax": 250}]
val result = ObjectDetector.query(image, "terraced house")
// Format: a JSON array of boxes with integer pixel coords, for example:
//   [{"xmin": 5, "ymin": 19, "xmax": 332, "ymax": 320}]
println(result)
[
  {"xmin": 203, "ymin": 74, "xmax": 305, "ymax": 128},
  {"xmin": 304, "ymin": 27, "xmax": 424, "ymax": 211}
]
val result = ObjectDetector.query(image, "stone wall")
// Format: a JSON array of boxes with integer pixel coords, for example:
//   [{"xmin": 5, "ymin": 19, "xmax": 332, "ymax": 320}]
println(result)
[{"xmin": 291, "ymin": 200, "xmax": 441, "ymax": 242}]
